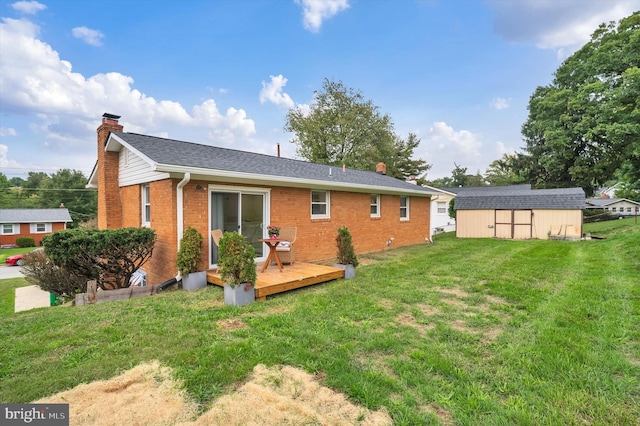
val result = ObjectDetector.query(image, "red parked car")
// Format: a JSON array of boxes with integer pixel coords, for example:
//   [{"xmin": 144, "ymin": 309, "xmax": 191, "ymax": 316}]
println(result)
[{"xmin": 5, "ymin": 254, "xmax": 25, "ymax": 266}]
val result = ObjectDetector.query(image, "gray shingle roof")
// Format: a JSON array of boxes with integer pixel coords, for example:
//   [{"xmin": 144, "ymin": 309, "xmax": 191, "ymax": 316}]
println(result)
[
  {"xmin": 455, "ymin": 186, "xmax": 585, "ymax": 210},
  {"xmin": 586, "ymin": 198, "xmax": 640, "ymax": 207},
  {"xmin": 0, "ymin": 209, "xmax": 73, "ymax": 223},
  {"xmin": 115, "ymin": 132, "xmax": 432, "ymax": 195}
]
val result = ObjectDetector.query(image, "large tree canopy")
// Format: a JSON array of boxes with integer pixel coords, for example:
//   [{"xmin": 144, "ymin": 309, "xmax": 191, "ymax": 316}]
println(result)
[
  {"xmin": 521, "ymin": 12, "xmax": 640, "ymax": 196},
  {"xmin": 285, "ymin": 78, "xmax": 430, "ymax": 181}
]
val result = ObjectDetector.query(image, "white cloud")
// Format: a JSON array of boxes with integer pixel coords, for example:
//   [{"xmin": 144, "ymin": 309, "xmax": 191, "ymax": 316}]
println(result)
[
  {"xmin": 0, "ymin": 144, "xmax": 22, "ymax": 172},
  {"xmin": 491, "ymin": 97, "xmax": 510, "ymax": 110},
  {"xmin": 72, "ymin": 26, "xmax": 105, "ymax": 46},
  {"xmin": 495, "ymin": 141, "xmax": 515, "ymax": 158},
  {"xmin": 0, "ymin": 16, "xmax": 256, "ymax": 150},
  {"xmin": 295, "ymin": 0, "xmax": 350, "ymax": 32},
  {"xmin": 259, "ymin": 74, "xmax": 295, "ymax": 108},
  {"xmin": 426, "ymin": 122, "xmax": 482, "ymax": 159},
  {"xmin": 487, "ymin": 0, "xmax": 639, "ymax": 55},
  {"xmin": 11, "ymin": 1, "xmax": 46, "ymax": 14},
  {"xmin": 420, "ymin": 121, "xmax": 485, "ymax": 178},
  {"xmin": 0, "ymin": 127, "xmax": 17, "ymax": 136}
]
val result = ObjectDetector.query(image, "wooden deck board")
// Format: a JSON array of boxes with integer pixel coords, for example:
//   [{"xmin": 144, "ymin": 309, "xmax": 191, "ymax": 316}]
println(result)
[{"xmin": 207, "ymin": 262, "xmax": 344, "ymax": 300}]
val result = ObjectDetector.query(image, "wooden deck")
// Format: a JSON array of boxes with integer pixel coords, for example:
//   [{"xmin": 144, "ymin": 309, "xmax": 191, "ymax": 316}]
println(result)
[{"xmin": 207, "ymin": 262, "xmax": 344, "ymax": 301}]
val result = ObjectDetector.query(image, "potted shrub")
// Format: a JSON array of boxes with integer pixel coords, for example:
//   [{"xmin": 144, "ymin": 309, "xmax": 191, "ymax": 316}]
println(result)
[
  {"xmin": 177, "ymin": 227, "xmax": 207, "ymax": 291},
  {"xmin": 218, "ymin": 231, "xmax": 257, "ymax": 306},
  {"xmin": 334, "ymin": 226, "xmax": 358, "ymax": 279}
]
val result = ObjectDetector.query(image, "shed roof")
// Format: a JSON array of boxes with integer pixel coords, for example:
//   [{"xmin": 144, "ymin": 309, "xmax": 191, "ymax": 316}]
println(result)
[
  {"xmin": 455, "ymin": 186, "xmax": 585, "ymax": 210},
  {"xmin": 0, "ymin": 208, "xmax": 73, "ymax": 223},
  {"xmin": 101, "ymin": 132, "xmax": 432, "ymax": 196}
]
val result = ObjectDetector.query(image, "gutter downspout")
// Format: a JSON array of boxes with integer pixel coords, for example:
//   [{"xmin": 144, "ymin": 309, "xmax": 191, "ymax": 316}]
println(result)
[{"xmin": 175, "ymin": 172, "xmax": 191, "ymax": 282}]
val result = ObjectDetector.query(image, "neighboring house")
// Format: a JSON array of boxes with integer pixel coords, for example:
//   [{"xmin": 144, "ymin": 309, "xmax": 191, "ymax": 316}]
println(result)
[
  {"xmin": 586, "ymin": 198, "xmax": 640, "ymax": 217},
  {"xmin": 598, "ymin": 183, "xmax": 621, "ymax": 199},
  {"xmin": 421, "ymin": 185, "xmax": 457, "ymax": 236},
  {"xmin": 454, "ymin": 185, "xmax": 585, "ymax": 240},
  {"xmin": 88, "ymin": 114, "xmax": 433, "ymax": 285},
  {"xmin": 0, "ymin": 208, "xmax": 73, "ymax": 247}
]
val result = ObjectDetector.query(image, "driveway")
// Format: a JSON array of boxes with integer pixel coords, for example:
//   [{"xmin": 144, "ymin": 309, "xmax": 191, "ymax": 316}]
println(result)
[{"xmin": 0, "ymin": 264, "xmax": 24, "ymax": 279}]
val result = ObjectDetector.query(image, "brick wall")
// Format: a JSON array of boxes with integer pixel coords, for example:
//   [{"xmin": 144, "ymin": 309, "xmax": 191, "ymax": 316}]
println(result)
[
  {"xmin": 0, "ymin": 222, "xmax": 67, "ymax": 246},
  {"xmin": 270, "ymin": 188, "xmax": 431, "ymax": 262}
]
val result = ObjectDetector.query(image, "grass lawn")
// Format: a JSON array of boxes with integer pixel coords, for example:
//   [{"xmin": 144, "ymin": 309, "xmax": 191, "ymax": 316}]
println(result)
[{"xmin": 0, "ymin": 219, "xmax": 638, "ymax": 424}]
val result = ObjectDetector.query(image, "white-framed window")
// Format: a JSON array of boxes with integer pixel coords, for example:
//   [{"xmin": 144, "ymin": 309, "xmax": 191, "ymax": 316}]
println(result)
[
  {"xmin": 627, "ymin": 207, "xmax": 632, "ymax": 212},
  {"xmin": 142, "ymin": 184, "xmax": 151, "ymax": 226},
  {"xmin": 30, "ymin": 223, "xmax": 51, "ymax": 233},
  {"xmin": 370, "ymin": 194, "xmax": 380, "ymax": 217},
  {"xmin": 612, "ymin": 207, "xmax": 617, "ymax": 212},
  {"xmin": 437, "ymin": 201, "xmax": 447, "ymax": 214},
  {"xmin": 311, "ymin": 190, "xmax": 330, "ymax": 218},
  {"xmin": 1, "ymin": 224, "xmax": 17, "ymax": 235},
  {"xmin": 400, "ymin": 196, "xmax": 410, "ymax": 220}
]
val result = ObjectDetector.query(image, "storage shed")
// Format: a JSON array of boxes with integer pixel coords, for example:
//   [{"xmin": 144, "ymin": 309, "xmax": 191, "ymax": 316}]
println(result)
[{"xmin": 455, "ymin": 185, "xmax": 585, "ymax": 240}]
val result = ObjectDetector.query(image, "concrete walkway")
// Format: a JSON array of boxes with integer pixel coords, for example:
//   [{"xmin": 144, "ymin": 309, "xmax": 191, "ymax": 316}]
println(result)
[{"xmin": 15, "ymin": 285, "xmax": 51, "ymax": 312}]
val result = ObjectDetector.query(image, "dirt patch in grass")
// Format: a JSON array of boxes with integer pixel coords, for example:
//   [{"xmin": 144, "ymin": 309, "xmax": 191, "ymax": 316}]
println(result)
[
  {"xmin": 486, "ymin": 295, "xmax": 507, "ymax": 305},
  {"xmin": 437, "ymin": 287, "xmax": 469, "ymax": 298},
  {"xmin": 451, "ymin": 319, "xmax": 471, "ymax": 333},
  {"xmin": 422, "ymin": 403, "xmax": 455, "ymax": 425},
  {"xmin": 481, "ymin": 327, "xmax": 503, "ymax": 344},
  {"xmin": 395, "ymin": 312, "xmax": 435, "ymax": 334},
  {"xmin": 441, "ymin": 298, "xmax": 469, "ymax": 309},
  {"xmin": 378, "ymin": 298, "xmax": 396, "ymax": 310},
  {"xmin": 37, "ymin": 362, "xmax": 392, "ymax": 425},
  {"xmin": 417, "ymin": 303, "xmax": 440, "ymax": 316},
  {"xmin": 216, "ymin": 318, "xmax": 248, "ymax": 331}
]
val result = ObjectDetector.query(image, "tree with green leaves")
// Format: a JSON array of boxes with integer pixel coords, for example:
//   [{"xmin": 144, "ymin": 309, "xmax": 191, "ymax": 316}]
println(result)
[
  {"xmin": 485, "ymin": 153, "xmax": 528, "ymax": 186},
  {"xmin": 39, "ymin": 169, "xmax": 97, "ymax": 226},
  {"xmin": 285, "ymin": 78, "xmax": 430, "ymax": 180},
  {"xmin": 521, "ymin": 12, "xmax": 639, "ymax": 195}
]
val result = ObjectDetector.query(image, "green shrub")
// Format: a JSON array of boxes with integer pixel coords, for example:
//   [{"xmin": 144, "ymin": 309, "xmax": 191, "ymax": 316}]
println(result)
[
  {"xmin": 42, "ymin": 227, "xmax": 156, "ymax": 290},
  {"xmin": 21, "ymin": 249, "xmax": 89, "ymax": 302},
  {"xmin": 218, "ymin": 231, "xmax": 256, "ymax": 287},
  {"xmin": 16, "ymin": 237, "xmax": 36, "ymax": 248},
  {"xmin": 336, "ymin": 226, "xmax": 358, "ymax": 267},
  {"xmin": 176, "ymin": 227, "xmax": 204, "ymax": 276}
]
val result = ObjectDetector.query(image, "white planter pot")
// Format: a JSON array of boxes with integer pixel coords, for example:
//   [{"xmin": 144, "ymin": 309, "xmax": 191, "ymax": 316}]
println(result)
[
  {"xmin": 224, "ymin": 283, "xmax": 255, "ymax": 306},
  {"xmin": 182, "ymin": 271, "xmax": 207, "ymax": 291},
  {"xmin": 333, "ymin": 263, "xmax": 355, "ymax": 279}
]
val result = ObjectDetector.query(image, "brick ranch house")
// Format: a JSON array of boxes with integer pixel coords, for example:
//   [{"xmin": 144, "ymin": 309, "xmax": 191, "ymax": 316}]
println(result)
[
  {"xmin": 88, "ymin": 114, "xmax": 433, "ymax": 285},
  {"xmin": 0, "ymin": 208, "xmax": 72, "ymax": 247}
]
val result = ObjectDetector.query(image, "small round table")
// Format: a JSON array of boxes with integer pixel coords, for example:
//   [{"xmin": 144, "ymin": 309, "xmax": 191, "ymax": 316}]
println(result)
[{"xmin": 259, "ymin": 238, "xmax": 283, "ymax": 272}]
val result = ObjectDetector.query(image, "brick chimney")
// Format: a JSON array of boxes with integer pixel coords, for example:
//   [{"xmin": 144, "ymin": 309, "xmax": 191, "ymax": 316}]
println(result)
[
  {"xmin": 376, "ymin": 162, "xmax": 387, "ymax": 175},
  {"xmin": 97, "ymin": 113, "xmax": 123, "ymax": 230}
]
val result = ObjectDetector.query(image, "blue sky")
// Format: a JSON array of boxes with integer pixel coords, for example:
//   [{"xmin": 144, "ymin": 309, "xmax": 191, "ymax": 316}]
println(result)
[{"xmin": 1, "ymin": 0, "xmax": 638, "ymax": 181}]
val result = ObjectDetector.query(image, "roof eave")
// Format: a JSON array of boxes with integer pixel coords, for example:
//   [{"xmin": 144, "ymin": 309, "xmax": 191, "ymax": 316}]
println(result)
[{"xmin": 155, "ymin": 164, "xmax": 432, "ymax": 196}]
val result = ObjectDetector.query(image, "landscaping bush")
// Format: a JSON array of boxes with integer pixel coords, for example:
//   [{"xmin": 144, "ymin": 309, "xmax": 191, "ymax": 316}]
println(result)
[
  {"xmin": 16, "ymin": 237, "xmax": 36, "ymax": 248},
  {"xmin": 336, "ymin": 226, "xmax": 358, "ymax": 267},
  {"xmin": 42, "ymin": 227, "xmax": 156, "ymax": 290},
  {"xmin": 21, "ymin": 249, "xmax": 89, "ymax": 302}
]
